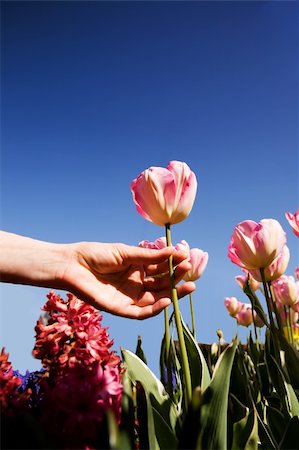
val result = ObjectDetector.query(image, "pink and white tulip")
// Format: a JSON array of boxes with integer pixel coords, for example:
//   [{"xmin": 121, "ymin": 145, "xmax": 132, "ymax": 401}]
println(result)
[
  {"xmin": 285, "ymin": 208, "xmax": 299, "ymax": 237},
  {"xmin": 235, "ymin": 270, "xmax": 260, "ymax": 292},
  {"xmin": 183, "ymin": 248, "xmax": 209, "ymax": 282},
  {"xmin": 138, "ymin": 237, "xmax": 167, "ymax": 250},
  {"xmin": 236, "ymin": 304, "xmax": 255, "ymax": 327},
  {"xmin": 295, "ymin": 267, "xmax": 299, "ymax": 281},
  {"xmin": 248, "ymin": 245, "xmax": 290, "ymax": 282},
  {"xmin": 224, "ymin": 297, "xmax": 243, "ymax": 317},
  {"xmin": 272, "ymin": 275, "xmax": 299, "ymax": 307},
  {"xmin": 130, "ymin": 161, "xmax": 197, "ymax": 226},
  {"xmin": 228, "ymin": 219, "xmax": 286, "ymax": 270}
]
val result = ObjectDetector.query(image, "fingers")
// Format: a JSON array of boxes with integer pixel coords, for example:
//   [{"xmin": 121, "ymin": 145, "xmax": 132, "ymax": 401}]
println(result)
[
  {"xmin": 143, "ymin": 260, "xmax": 191, "ymax": 291},
  {"xmin": 121, "ymin": 245, "xmax": 189, "ymax": 266},
  {"xmin": 133, "ymin": 281, "xmax": 196, "ymax": 319}
]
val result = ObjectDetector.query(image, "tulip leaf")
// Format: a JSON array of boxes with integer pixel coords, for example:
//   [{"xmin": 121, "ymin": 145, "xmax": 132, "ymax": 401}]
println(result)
[
  {"xmin": 136, "ymin": 381, "xmax": 160, "ymax": 450},
  {"xmin": 120, "ymin": 369, "xmax": 136, "ymax": 448},
  {"xmin": 266, "ymin": 406, "xmax": 289, "ymax": 446},
  {"xmin": 181, "ymin": 314, "xmax": 211, "ymax": 392},
  {"xmin": 231, "ymin": 409, "xmax": 258, "ymax": 450},
  {"xmin": 278, "ymin": 416, "xmax": 299, "ymax": 450},
  {"xmin": 106, "ymin": 409, "xmax": 132, "ymax": 450},
  {"xmin": 275, "ymin": 330, "xmax": 299, "ymax": 389},
  {"xmin": 135, "ymin": 335, "xmax": 148, "ymax": 365},
  {"xmin": 196, "ymin": 340, "xmax": 237, "ymax": 450},
  {"xmin": 121, "ymin": 348, "xmax": 178, "ymax": 431},
  {"xmin": 243, "ymin": 281, "xmax": 269, "ymax": 328}
]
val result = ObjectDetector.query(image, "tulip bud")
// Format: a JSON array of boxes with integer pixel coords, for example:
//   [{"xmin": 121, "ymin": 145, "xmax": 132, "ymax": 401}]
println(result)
[
  {"xmin": 236, "ymin": 304, "xmax": 255, "ymax": 327},
  {"xmin": 131, "ymin": 161, "xmax": 197, "ymax": 226},
  {"xmin": 183, "ymin": 248, "xmax": 209, "ymax": 282},
  {"xmin": 235, "ymin": 270, "xmax": 260, "ymax": 292},
  {"xmin": 224, "ymin": 297, "xmax": 243, "ymax": 317},
  {"xmin": 138, "ymin": 237, "xmax": 167, "ymax": 249},
  {"xmin": 272, "ymin": 275, "xmax": 299, "ymax": 307},
  {"xmin": 228, "ymin": 219, "xmax": 286, "ymax": 270},
  {"xmin": 285, "ymin": 208, "xmax": 299, "ymax": 237}
]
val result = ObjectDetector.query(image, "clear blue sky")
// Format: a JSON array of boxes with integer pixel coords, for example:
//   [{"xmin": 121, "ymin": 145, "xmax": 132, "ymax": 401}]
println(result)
[{"xmin": 1, "ymin": 1, "xmax": 298, "ymax": 376}]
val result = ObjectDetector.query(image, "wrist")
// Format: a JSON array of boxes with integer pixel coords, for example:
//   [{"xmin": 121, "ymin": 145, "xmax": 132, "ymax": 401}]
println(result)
[{"xmin": 0, "ymin": 231, "xmax": 75, "ymax": 289}]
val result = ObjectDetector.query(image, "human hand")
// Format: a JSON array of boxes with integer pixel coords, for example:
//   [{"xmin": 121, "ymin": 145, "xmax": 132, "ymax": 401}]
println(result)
[{"xmin": 61, "ymin": 242, "xmax": 196, "ymax": 319}]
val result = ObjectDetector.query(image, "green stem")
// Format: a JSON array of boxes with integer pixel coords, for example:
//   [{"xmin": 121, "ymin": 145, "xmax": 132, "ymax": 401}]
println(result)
[
  {"xmin": 165, "ymin": 223, "xmax": 192, "ymax": 405},
  {"xmin": 164, "ymin": 307, "xmax": 173, "ymax": 393},
  {"xmin": 268, "ymin": 282, "xmax": 283, "ymax": 334},
  {"xmin": 260, "ymin": 269, "xmax": 276, "ymax": 330},
  {"xmin": 189, "ymin": 292, "xmax": 197, "ymax": 340}
]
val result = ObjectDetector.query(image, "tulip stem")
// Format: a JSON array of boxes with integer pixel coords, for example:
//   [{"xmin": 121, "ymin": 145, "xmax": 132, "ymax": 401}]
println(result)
[
  {"xmin": 164, "ymin": 306, "xmax": 172, "ymax": 393},
  {"xmin": 165, "ymin": 223, "xmax": 192, "ymax": 405},
  {"xmin": 260, "ymin": 269, "xmax": 276, "ymax": 330},
  {"xmin": 189, "ymin": 292, "xmax": 197, "ymax": 340}
]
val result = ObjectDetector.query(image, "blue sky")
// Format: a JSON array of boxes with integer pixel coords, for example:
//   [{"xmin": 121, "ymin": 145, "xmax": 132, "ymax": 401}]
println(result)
[{"xmin": 1, "ymin": 1, "xmax": 298, "ymax": 376}]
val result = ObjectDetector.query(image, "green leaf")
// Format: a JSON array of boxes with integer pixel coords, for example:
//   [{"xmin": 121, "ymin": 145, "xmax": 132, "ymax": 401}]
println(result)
[
  {"xmin": 231, "ymin": 409, "xmax": 258, "ymax": 450},
  {"xmin": 275, "ymin": 330, "xmax": 299, "ymax": 389},
  {"xmin": 266, "ymin": 406, "xmax": 289, "ymax": 446},
  {"xmin": 243, "ymin": 280, "xmax": 269, "ymax": 328},
  {"xmin": 278, "ymin": 416, "xmax": 299, "ymax": 450},
  {"xmin": 136, "ymin": 381, "xmax": 160, "ymax": 450},
  {"xmin": 121, "ymin": 348, "xmax": 178, "ymax": 434},
  {"xmin": 106, "ymin": 409, "xmax": 132, "ymax": 450},
  {"xmin": 135, "ymin": 335, "xmax": 148, "ymax": 365},
  {"xmin": 196, "ymin": 340, "xmax": 237, "ymax": 450},
  {"xmin": 120, "ymin": 369, "xmax": 136, "ymax": 448},
  {"xmin": 181, "ymin": 314, "xmax": 211, "ymax": 392}
]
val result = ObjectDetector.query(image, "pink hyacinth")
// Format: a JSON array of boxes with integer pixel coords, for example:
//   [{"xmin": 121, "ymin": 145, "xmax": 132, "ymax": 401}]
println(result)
[
  {"xmin": 131, "ymin": 160, "xmax": 197, "ymax": 226},
  {"xmin": 41, "ymin": 362, "xmax": 123, "ymax": 448},
  {"xmin": 33, "ymin": 292, "xmax": 120, "ymax": 372},
  {"xmin": 285, "ymin": 208, "xmax": 299, "ymax": 237},
  {"xmin": 0, "ymin": 348, "xmax": 22, "ymax": 412},
  {"xmin": 228, "ymin": 219, "xmax": 286, "ymax": 270},
  {"xmin": 248, "ymin": 245, "xmax": 290, "ymax": 282}
]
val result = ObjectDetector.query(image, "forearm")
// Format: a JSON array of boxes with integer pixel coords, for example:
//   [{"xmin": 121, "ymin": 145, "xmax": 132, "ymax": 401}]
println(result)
[{"xmin": 0, "ymin": 231, "xmax": 73, "ymax": 289}]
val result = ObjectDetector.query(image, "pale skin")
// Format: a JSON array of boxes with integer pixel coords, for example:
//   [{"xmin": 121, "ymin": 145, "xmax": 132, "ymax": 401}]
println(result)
[{"xmin": 0, "ymin": 231, "xmax": 196, "ymax": 319}]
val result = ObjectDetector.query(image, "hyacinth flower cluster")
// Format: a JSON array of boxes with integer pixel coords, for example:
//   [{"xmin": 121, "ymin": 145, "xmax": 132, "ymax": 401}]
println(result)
[
  {"xmin": 226, "ymin": 216, "xmax": 299, "ymax": 348},
  {"xmin": 1, "ymin": 292, "xmax": 123, "ymax": 450}
]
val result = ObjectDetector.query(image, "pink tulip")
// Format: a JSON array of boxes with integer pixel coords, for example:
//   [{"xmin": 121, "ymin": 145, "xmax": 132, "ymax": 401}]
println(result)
[
  {"xmin": 279, "ymin": 308, "xmax": 299, "ymax": 325},
  {"xmin": 224, "ymin": 297, "xmax": 243, "ymax": 317},
  {"xmin": 183, "ymin": 248, "xmax": 208, "ymax": 282},
  {"xmin": 295, "ymin": 267, "xmax": 299, "ymax": 281},
  {"xmin": 228, "ymin": 219, "xmax": 286, "ymax": 270},
  {"xmin": 235, "ymin": 270, "xmax": 260, "ymax": 292},
  {"xmin": 248, "ymin": 245, "xmax": 290, "ymax": 282},
  {"xmin": 285, "ymin": 208, "xmax": 299, "ymax": 237},
  {"xmin": 138, "ymin": 237, "xmax": 167, "ymax": 249},
  {"xmin": 236, "ymin": 304, "xmax": 255, "ymax": 327},
  {"xmin": 272, "ymin": 275, "xmax": 299, "ymax": 307},
  {"xmin": 175, "ymin": 240, "xmax": 190, "ymax": 254},
  {"xmin": 130, "ymin": 161, "xmax": 197, "ymax": 226}
]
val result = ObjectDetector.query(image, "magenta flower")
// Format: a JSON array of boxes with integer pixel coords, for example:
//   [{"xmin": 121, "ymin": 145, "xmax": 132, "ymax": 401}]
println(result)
[
  {"xmin": 285, "ymin": 208, "xmax": 299, "ymax": 237},
  {"xmin": 41, "ymin": 362, "xmax": 123, "ymax": 448},
  {"xmin": 183, "ymin": 248, "xmax": 209, "ymax": 282},
  {"xmin": 295, "ymin": 267, "xmax": 299, "ymax": 281},
  {"xmin": 130, "ymin": 160, "xmax": 197, "ymax": 226},
  {"xmin": 248, "ymin": 245, "xmax": 290, "ymax": 282},
  {"xmin": 228, "ymin": 219, "xmax": 286, "ymax": 270}
]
